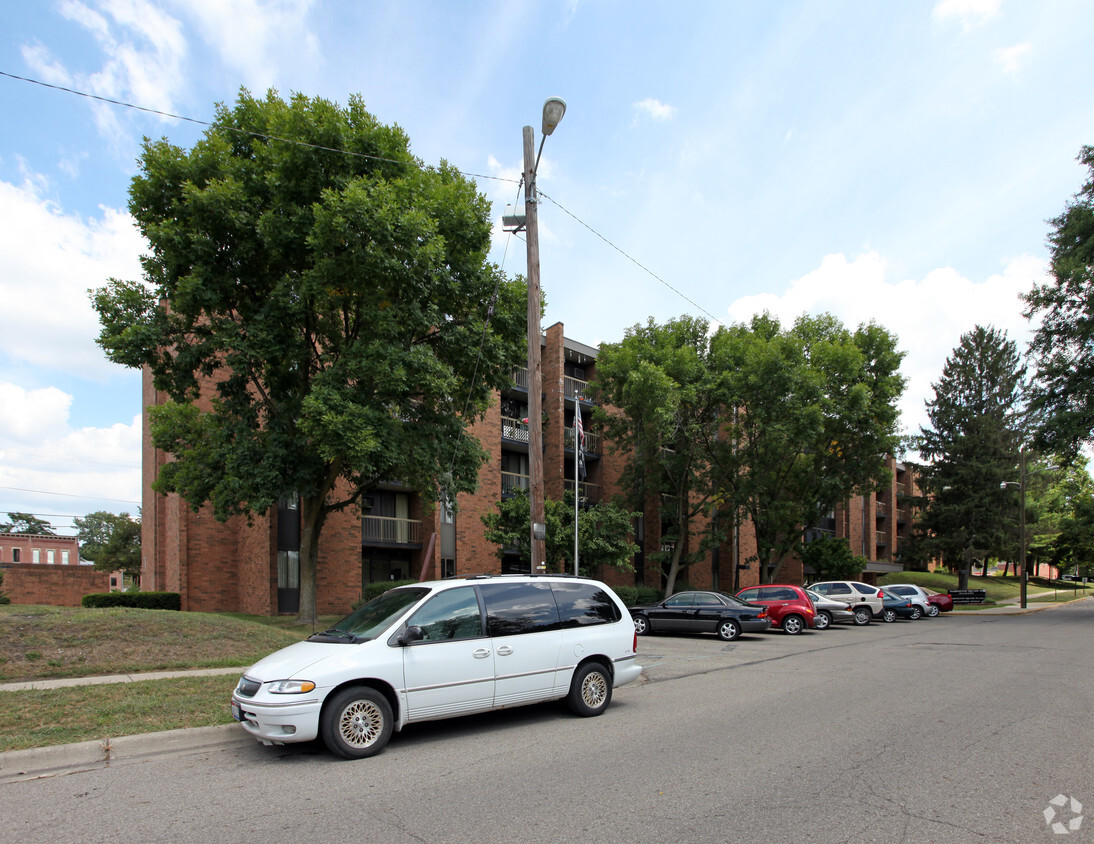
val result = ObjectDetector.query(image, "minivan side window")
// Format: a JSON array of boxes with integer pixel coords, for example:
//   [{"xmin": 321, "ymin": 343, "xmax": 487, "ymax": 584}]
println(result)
[
  {"xmin": 406, "ymin": 587, "xmax": 483, "ymax": 642},
  {"xmin": 551, "ymin": 582, "xmax": 621, "ymax": 627},
  {"xmin": 479, "ymin": 582, "xmax": 561, "ymax": 636}
]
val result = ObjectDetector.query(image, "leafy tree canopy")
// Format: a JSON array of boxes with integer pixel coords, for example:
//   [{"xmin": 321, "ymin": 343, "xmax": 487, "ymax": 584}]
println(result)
[
  {"xmin": 710, "ymin": 312, "xmax": 905, "ymax": 582},
  {"xmin": 590, "ymin": 315, "xmax": 724, "ymax": 595},
  {"xmin": 481, "ymin": 491, "xmax": 638, "ymax": 577},
  {"xmin": 91, "ymin": 90, "xmax": 527, "ymax": 622},
  {"xmin": 1024, "ymin": 145, "xmax": 1094, "ymax": 459},
  {"xmin": 0, "ymin": 512, "xmax": 54, "ymax": 534},
  {"xmin": 74, "ymin": 511, "xmax": 142, "ymax": 578},
  {"xmin": 801, "ymin": 534, "xmax": 869, "ymax": 583}
]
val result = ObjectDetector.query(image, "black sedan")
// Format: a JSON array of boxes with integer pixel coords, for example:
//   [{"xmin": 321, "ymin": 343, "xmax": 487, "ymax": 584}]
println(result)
[{"xmin": 630, "ymin": 590, "xmax": 771, "ymax": 641}]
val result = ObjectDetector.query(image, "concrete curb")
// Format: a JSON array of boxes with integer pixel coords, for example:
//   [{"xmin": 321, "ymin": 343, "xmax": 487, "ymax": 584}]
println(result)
[{"xmin": 0, "ymin": 723, "xmax": 252, "ymax": 784}]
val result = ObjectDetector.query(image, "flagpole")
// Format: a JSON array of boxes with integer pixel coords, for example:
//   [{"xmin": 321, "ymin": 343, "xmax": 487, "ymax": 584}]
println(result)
[{"xmin": 574, "ymin": 408, "xmax": 580, "ymax": 576}]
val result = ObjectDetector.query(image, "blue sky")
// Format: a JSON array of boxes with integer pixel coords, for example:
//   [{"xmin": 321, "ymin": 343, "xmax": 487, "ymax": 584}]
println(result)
[{"xmin": 1, "ymin": 0, "xmax": 1091, "ymax": 533}]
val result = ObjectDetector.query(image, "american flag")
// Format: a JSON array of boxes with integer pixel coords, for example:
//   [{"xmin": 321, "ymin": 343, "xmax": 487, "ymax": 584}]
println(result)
[{"xmin": 574, "ymin": 409, "xmax": 586, "ymax": 481}]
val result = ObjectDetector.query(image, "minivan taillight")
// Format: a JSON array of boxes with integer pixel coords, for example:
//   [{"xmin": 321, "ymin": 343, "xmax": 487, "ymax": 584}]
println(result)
[{"xmin": 633, "ymin": 630, "xmax": 638, "ymax": 652}]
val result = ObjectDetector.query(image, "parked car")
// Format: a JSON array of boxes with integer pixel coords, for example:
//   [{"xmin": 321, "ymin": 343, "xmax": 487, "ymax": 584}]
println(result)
[
  {"xmin": 734, "ymin": 584, "xmax": 816, "ymax": 634},
  {"xmin": 630, "ymin": 590, "xmax": 771, "ymax": 641},
  {"xmin": 806, "ymin": 589, "xmax": 856, "ymax": 630},
  {"xmin": 231, "ymin": 574, "xmax": 642, "ymax": 758},
  {"xmin": 808, "ymin": 580, "xmax": 885, "ymax": 625},
  {"xmin": 881, "ymin": 593, "xmax": 920, "ymax": 622},
  {"xmin": 926, "ymin": 591, "xmax": 954, "ymax": 613},
  {"xmin": 882, "ymin": 583, "xmax": 933, "ymax": 617}
]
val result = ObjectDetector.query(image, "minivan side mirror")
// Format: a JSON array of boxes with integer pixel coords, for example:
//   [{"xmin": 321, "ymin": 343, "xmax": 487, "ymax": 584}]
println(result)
[{"xmin": 397, "ymin": 625, "xmax": 424, "ymax": 646}]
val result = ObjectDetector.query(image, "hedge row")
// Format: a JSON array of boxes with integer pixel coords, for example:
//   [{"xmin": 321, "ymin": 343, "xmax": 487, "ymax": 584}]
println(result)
[{"xmin": 82, "ymin": 591, "xmax": 182, "ymax": 610}]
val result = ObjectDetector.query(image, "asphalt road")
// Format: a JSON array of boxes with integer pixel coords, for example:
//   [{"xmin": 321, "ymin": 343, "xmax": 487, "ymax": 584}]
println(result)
[{"xmin": 3, "ymin": 602, "xmax": 1093, "ymax": 843}]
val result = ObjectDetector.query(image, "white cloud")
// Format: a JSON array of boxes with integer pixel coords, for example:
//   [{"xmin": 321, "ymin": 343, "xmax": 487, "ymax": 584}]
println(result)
[
  {"xmin": 724, "ymin": 251, "xmax": 1044, "ymax": 438},
  {"xmin": 0, "ymin": 175, "xmax": 145, "ymax": 379},
  {"xmin": 633, "ymin": 97, "xmax": 677, "ymax": 123},
  {"xmin": 994, "ymin": 42, "xmax": 1032, "ymax": 74},
  {"xmin": 0, "ymin": 386, "xmax": 141, "ymax": 526},
  {"xmin": 932, "ymin": 0, "xmax": 1001, "ymax": 30},
  {"xmin": 177, "ymin": 0, "xmax": 319, "ymax": 91}
]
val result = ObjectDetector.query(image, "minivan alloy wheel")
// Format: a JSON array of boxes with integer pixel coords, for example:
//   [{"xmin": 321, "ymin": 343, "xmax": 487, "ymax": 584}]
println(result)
[
  {"xmin": 568, "ymin": 662, "xmax": 612, "ymax": 717},
  {"xmin": 321, "ymin": 687, "xmax": 394, "ymax": 759}
]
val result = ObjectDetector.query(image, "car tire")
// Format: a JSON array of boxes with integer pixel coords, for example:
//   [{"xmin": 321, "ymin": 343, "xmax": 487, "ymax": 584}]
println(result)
[
  {"xmin": 633, "ymin": 614, "xmax": 650, "ymax": 635},
  {"xmin": 716, "ymin": 618, "xmax": 741, "ymax": 641},
  {"xmin": 909, "ymin": 606, "xmax": 923, "ymax": 620},
  {"xmin": 568, "ymin": 662, "xmax": 612, "ymax": 717},
  {"xmin": 814, "ymin": 611, "xmax": 832, "ymax": 631},
  {"xmin": 321, "ymin": 686, "xmax": 394, "ymax": 759},
  {"xmin": 852, "ymin": 606, "xmax": 872, "ymax": 626},
  {"xmin": 926, "ymin": 604, "xmax": 940, "ymax": 618},
  {"xmin": 882, "ymin": 608, "xmax": 897, "ymax": 623},
  {"xmin": 782, "ymin": 614, "xmax": 805, "ymax": 635}
]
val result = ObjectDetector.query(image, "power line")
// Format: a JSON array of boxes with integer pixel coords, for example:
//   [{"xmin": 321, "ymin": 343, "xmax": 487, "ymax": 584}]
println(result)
[
  {"xmin": 2, "ymin": 71, "xmax": 726, "ymax": 334},
  {"xmin": 0, "ymin": 485, "xmax": 139, "ymax": 505}
]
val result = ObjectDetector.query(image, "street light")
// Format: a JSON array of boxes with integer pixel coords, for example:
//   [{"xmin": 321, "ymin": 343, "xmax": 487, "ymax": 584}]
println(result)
[
  {"xmin": 1000, "ymin": 449, "xmax": 1029, "ymax": 609},
  {"xmin": 515, "ymin": 98, "xmax": 566, "ymax": 573}
]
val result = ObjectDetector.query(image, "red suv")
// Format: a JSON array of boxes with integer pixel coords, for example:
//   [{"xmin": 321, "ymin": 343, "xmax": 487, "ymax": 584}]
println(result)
[{"xmin": 735, "ymin": 584, "xmax": 816, "ymax": 635}]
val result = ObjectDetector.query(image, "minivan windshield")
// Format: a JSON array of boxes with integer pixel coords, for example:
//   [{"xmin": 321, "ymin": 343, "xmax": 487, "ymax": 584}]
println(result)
[{"xmin": 310, "ymin": 587, "xmax": 430, "ymax": 643}]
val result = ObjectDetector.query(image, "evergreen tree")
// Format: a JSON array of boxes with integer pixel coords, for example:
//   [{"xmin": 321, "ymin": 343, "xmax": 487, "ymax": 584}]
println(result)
[{"xmin": 916, "ymin": 326, "xmax": 1026, "ymax": 588}]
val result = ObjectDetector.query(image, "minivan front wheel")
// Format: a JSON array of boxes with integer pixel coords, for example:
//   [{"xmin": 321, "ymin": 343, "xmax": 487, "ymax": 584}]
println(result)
[
  {"xmin": 568, "ymin": 662, "xmax": 612, "ymax": 717},
  {"xmin": 321, "ymin": 686, "xmax": 393, "ymax": 759}
]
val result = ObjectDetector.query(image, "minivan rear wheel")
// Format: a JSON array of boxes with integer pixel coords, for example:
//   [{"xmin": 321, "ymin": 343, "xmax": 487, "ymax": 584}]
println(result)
[
  {"xmin": 321, "ymin": 686, "xmax": 393, "ymax": 759},
  {"xmin": 568, "ymin": 662, "xmax": 612, "ymax": 717}
]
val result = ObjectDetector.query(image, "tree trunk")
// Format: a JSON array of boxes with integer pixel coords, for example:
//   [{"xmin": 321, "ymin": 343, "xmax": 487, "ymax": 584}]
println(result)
[{"xmin": 296, "ymin": 495, "xmax": 326, "ymax": 625}]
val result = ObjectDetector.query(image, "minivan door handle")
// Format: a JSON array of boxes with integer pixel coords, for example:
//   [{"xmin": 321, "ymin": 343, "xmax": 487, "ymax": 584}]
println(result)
[
  {"xmin": 472, "ymin": 648, "xmax": 491, "ymax": 659},
  {"xmin": 496, "ymin": 645, "xmax": 514, "ymax": 656}
]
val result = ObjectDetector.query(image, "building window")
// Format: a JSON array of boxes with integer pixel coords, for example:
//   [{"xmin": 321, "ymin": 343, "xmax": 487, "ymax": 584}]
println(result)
[
  {"xmin": 33, "ymin": 549, "xmax": 40, "ymax": 564},
  {"xmin": 12, "ymin": 548, "xmax": 19, "ymax": 563},
  {"xmin": 61, "ymin": 550, "xmax": 69, "ymax": 565},
  {"xmin": 47, "ymin": 549, "xmax": 55, "ymax": 564},
  {"xmin": 278, "ymin": 549, "xmax": 300, "ymax": 589},
  {"xmin": 441, "ymin": 557, "xmax": 455, "ymax": 578}
]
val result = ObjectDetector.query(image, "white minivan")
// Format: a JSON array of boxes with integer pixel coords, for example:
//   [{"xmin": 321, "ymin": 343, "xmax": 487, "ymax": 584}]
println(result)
[{"xmin": 231, "ymin": 574, "xmax": 642, "ymax": 758}]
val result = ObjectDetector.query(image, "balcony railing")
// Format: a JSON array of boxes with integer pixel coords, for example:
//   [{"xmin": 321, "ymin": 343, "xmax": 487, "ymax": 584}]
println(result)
[
  {"xmin": 362, "ymin": 515, "xmax": 422, "ymax": 546},
  {"xmin": 565, "ymin": 428, "xmax": 602, "ymax": 454},
  {"xmin": 563, "ymin": 480, "xmax": 601, "ymax": 503},
  {"xmin": 501, "ymin": 416, "xmax": 530, "ymax": 444},
  {"xmin": 511, "ymin": 367, "xmax": 529, "ymax": 390},
  {"xmin": 565, "ymin": 375, "xmax": 589, "ymax": 401},
  {"xmin": 502, "ymin": 471, "xmax": 530, "ymax": 495}
]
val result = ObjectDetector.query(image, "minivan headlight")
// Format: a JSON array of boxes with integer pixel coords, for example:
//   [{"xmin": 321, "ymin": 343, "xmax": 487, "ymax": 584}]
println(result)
[{"xmin": 267, "ymin": 680, "xmax": 316, "ymax": 694}]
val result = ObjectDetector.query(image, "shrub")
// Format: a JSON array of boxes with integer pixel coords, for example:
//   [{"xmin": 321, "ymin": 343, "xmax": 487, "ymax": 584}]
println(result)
[
  {"xmin": 610, "ymin": 585, "xmax": 664, "ymax": 607},
  {"xmin": 81, "ymin": 591, "xmax": 182, "ymax": 610}
]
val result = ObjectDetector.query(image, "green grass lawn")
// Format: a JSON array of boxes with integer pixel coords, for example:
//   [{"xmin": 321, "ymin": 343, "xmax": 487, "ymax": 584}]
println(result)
[
  {"xmin": 878, "ymin": 570, "xmax": 1092, "ymax": 608},
  {"xmin": 0, "ymin": 604, "xmax": 346, "ymax": 753}
]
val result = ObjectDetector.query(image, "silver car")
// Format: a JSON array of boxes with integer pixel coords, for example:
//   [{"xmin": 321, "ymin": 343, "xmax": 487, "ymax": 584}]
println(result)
[
  {"xmin": 806, "ymin": 589, "xmax": 857, "ymax": 630},
  {"xmin": 881, "ymin": 583, "xmax": 935, "ymax": 617}
]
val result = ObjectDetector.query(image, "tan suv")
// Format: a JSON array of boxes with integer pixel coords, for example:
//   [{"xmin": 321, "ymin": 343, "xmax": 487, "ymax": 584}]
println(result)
[{"xmin": 808, "ymin": 580, "xmax": 884, "ymax": 625}]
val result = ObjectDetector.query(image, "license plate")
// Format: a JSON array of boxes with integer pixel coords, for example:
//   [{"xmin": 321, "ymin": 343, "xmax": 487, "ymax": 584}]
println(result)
[{"xmin": 231, "ymin": 701, "xmax": 243, "ymax": 721}]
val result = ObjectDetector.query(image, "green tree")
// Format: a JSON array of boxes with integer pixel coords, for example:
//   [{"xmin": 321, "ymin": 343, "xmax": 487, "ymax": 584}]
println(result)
[
  {"xmin": 590, "ymin": 316, "xmax": 723, "ymax": 596},
  {"xmin": 481, "ymin": 491, "xmax": 638, "ymax": 576},
  {"xmin": 1023, "ymin": 146, "xmax": 1094, "ymax": 460},
  {"xmin": 74, "ymin": 511, "xmax": 142, "ymax": 579},
  {"xmin": 916, "ymin": 326, "xmax": 1026, "ymax": 589},
  {"xmin": 1051, "ymin": 491, "xmax": 1094, "ymax": 577},
  {"xmin": 709, "ymin": 313, "xmax": 905, "ymax": 583},
  {"xmin": 801, "ymin": 534, "xmax": 869, "ymax": 583},
  {"xmin": 0, "ymin": 512, "xmax": 54, "ymax": 534},
  {"xmin": 90, "ymin": 90, "xmax": 526, "ymax": 623}
]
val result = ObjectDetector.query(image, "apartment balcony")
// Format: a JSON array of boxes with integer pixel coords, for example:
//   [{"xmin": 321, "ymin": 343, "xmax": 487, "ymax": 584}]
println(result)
[
  {"xmin": 875, "ymin": 502, "xmax": 888, "ymax": 519},
  {"xmin": 362, "ymin": 515, "xmax": 422, "ymax": 547},
  {"xmin": 565, "ymin": 375, "xmax": 590, "ymax": 401},
  {"xmin": 571, "ymin": 480, "xmax": 602, "ymax": 504},
  {"xmin": 511, "ymin": 367, "xmax": 529, "ymax": 391},
  {"xmin": 502, "ymin": 471, "xmax": 530, "ymax": 496},
  {"xmin": 564, "ymin": 427, "xmax": 602, "ymax": 454},
  {"xmin": 501, "ymin": 416, "xmax": 530, "ymax": 445}
]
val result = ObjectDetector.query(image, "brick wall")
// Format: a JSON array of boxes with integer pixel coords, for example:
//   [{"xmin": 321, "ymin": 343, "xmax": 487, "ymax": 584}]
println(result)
[{"xmin": 2, "ymin": 563, "xmax": 110, "ymax": 607}]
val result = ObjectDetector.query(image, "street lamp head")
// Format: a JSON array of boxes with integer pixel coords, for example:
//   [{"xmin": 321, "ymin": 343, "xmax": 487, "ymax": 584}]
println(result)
[{"xmin": 541, "ymin": 97, "xmax": 567, "ymax": 136}]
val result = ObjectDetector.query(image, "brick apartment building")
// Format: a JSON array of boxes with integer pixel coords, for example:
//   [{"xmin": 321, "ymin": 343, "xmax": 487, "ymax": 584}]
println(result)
[{"xmin": 140, "ymin": 321, "xmax": 915, "ymax": 616}]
